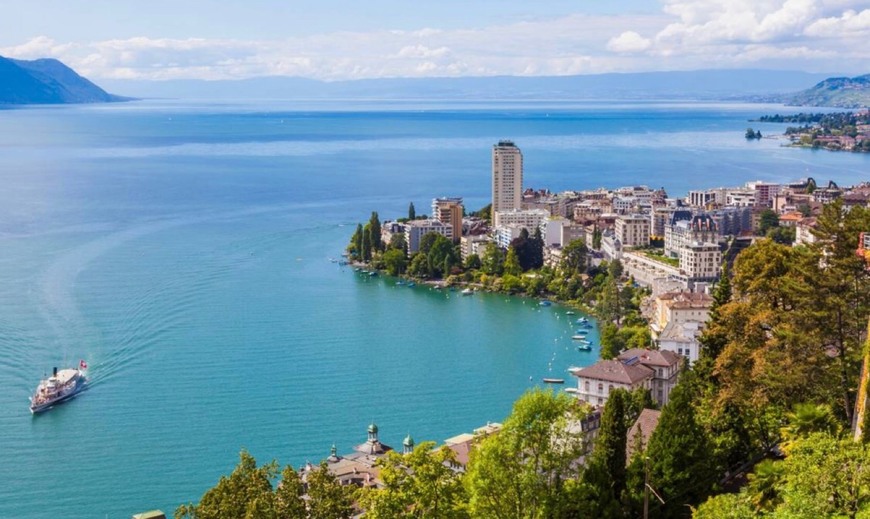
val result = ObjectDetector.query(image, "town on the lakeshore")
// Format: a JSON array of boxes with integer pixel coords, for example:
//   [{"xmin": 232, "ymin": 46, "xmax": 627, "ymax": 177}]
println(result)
[
  {"xmin": 173, "ymin": 139, "xmax": 870, "ymax": 519},
  {"xmin": 329, "ymin": 139, "xmax": 870, "ymax": 484}
]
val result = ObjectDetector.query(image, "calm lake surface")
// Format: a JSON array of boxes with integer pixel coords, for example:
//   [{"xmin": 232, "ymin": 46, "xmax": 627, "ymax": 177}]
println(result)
[{"xmin": 0, "ymin": 99, "xmax": 867, "ymax": 517}]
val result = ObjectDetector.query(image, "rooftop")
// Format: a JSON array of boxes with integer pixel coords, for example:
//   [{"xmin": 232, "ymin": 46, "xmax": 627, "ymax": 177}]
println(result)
[
  {"xmin": 570, "ymin": 359, "xmax": 654, "ymax": 385},
  {"xmin": 618, "ymin": 348, "xmax": 682, "ymax": 368},
  {"xmin": 626, "ymin": 409, "xmax": 662, "ymax": 461}
]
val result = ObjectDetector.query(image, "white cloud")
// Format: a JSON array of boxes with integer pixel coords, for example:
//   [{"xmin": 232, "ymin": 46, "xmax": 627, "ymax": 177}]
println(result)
[
  {"xmin": 607, "ymin": 31, "xmax": 652, "ymax": 53},
  {"xmin": 804, "ymin": 8, "xmax": 870, "ymax": 36},
  {"xmin": 0, "ymin": 3, "xmax": 866, "ymax": 81}
]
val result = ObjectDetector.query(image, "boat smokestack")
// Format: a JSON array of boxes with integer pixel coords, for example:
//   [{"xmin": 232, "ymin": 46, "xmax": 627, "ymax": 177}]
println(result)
[{"xmin": 53, "ymin": 367, "xmax": 57, "ymax": 377}]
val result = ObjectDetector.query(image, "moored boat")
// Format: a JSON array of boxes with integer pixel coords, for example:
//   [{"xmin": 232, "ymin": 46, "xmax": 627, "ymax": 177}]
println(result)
[
  {"xmin": 543, "ymin": 377, "xmax": 564, "ymax": 384},
  {"xmin": 30, "ymin": 362, "xmax": 87, "ymax": 414},
  {"xmin": 572, "ymin": 335, "xmax": 590, "ymax": 341},
  {"xmin": 577, "ymin": 344, "xmax": 592, "ymax": 351},
  {"xmin": 461, "ymin": 288, "xmax": 474, "ymax": 295}
]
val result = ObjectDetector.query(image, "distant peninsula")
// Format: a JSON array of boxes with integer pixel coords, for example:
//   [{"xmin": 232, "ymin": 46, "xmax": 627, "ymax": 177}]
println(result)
[
  {"xmin": 0, "ymin": 55, "xmax": 131, "ymax": 105},
  {"xmin": 785, "ymin": 73, "xmax": 870, "ymax": 108}
]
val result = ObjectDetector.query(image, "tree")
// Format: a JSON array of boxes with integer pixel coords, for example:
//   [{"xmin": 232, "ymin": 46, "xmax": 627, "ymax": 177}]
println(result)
[
  {"xmin": 427, "ymin": 234, "xmax": 458, "ymax": 278},
  {"xmin": 383, "ymin": 249, "xmax": 408, "ymax": 276},
  {"xmin": 757, "ymin": 209, "xmax": 779, "ymax": 236},
  {"xmin": 766, "ymin": 226, "xmax": 795, "ymax": 245},
  {"xmin": 361, "ymin": 442, "xmax": 469, "ymax": 519},
  {"xmin": 464, "ymin": 253, "xmax": 482, "ymax": 271},
  {"xmin": 779, "ymin": 403, "xmax": 840, "ymax": 454},
  {"xmin": 472, "ymin": 204, "xmax": 491, "ymax": 223},
  {"xmin": 585, "ymin": 389, "xmax": 631, "ymax": 513},
  {"xmin": 599, "ymin": 323, "xmax": 622, "ymax": 360},
  {"xmin": 419, "ymin": 232, "xmax": 441, "ymax": 256},
  {"xmin": 175, "ymin": 450, "xmax": 278, "ymax": 519},
  {"xmin": 561, "ymin": 238, "xmax": 588, "ymax": 276},
  {"xmin": 306, "ymin": 462, "xmax": 354, "ymax": 519},
  {"xmin": 362, "ymin": 224, "xmax": 373, "ymax": 262},
  {"xmin": 481, "ymin": 242, "xmax": 504, "ymax": 276},
  {"xmin": 593, "ymin": 227, "xmax": 602, "ymax": 250},
  {"xmin": 274, "ymin": 465, "xmax": 307, "ymax": 519},
  {"xmin": 408, "ymin": 253, "xmax": 430, "ymax": 278},
  {"xmin": 504, "ymin": 247, "xmax": 522, "ymax": 276},
  {"xmin": 389, "ymin": 233, "xmax": 407, "ymax": 254},
  {"xmin": 369, "ymin": 212, "xmax": 382, "ymax": 251},
  {"xmin": 465, "ymin": 389, "xmax": 588, "ymax": 518},
  {"xmin": 645, "ymin": 372, "xmax": 717, "ymax": 518},
  {"xmin": 350, "ymin": 224, "xmax": 363, "ymax": 261},
  {"xmin": 408, "ymin": 202, "xmax": 416, "ymax": 220},
  {"xmin": 804, "ymin": 200, "xmax": 870, "ymax": 424},
  {"xmin": 775, "ymin": 433, "xmax": 870, "ymax": 518}
]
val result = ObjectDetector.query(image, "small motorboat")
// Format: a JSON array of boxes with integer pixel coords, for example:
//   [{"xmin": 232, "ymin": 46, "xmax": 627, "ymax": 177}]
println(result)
[
  {"xmin": 577, "ymin": 344, "xmax": 592, "ymax": 352},
  {"xmin": 461, "ymin": 288, "xmax": 474, "ymax": 295},
  {"xmin": 543, "ymin": 378, "xmax": 565, "ymax": 384}
]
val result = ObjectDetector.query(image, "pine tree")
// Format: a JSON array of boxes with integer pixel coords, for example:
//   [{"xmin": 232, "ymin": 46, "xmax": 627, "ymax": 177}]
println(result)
[{"xmin": 408, "ymin": 202, "xmax": 416, "ymax": 220}]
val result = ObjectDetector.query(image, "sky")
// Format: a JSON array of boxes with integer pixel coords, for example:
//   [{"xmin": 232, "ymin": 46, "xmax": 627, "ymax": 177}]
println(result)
[{"xmin": 1, "ymin": 0, "xmax": 867, "ymax": 81}]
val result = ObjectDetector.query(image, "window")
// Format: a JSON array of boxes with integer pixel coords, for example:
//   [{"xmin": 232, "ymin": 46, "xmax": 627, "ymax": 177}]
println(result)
[
  {"xmin": 585, "ymin": 381, "xmax": 590, "ymax": 392},
  {"xmin": 598, "ymin": 383, "xmax": 604, "ymax": 394}
]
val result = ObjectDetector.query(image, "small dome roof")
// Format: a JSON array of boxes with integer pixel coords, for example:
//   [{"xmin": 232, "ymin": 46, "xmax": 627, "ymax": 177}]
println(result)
[
  {"xmin": 368, "ymin": 423, "xmax": 379, "ymax": 434},
  {"xmin": 403, "ymin": 435, "xmax": 414, "ymax": 447}
]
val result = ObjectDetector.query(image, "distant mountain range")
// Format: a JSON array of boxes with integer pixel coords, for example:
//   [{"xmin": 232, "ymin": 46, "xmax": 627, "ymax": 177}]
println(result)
[
  {"xmin": 0, "ymin": 55, "xmax": 128, "ymax": 104},
  {"xmin": 1, "ymin": 54, "xmax": 866, "ymax": 108},
  {"xmin": 100, "ymin": 69, "xmax": 837, "ymax": 102},
  {"xmin": 786, "ymin": 74, "xmax": 870, "ymax": 108}
]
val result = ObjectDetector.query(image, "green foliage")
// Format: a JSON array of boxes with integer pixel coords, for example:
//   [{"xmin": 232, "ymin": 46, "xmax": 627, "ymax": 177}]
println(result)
[
  {"xmin": 464, "ymin": 253, "xmax": 481, "ymax": 271},
  {"xmin": 698, "ymin": 433, "xmax": 870, "ymax": 518},
  {"xmin": 560, "ymin": 238, "xmax": 588, "ymax": 276},
  {"xmin": 645, "ymin": 372, "xmax": 718, "ymax": 518},
  {"xmin": 349, "ymin": 223, "xmax": 363, "ymax": 261},
  {"xmin": 509, "ymin": 228, "xmax": 544, "ymax": 271},
  {"xmin": 464, "ymin": 389, "xmax": 588, "ymax": 519},
  {"xmin": 757, "ymin": 209, "xmax": 779, "ymax": 236},
  {"xmin": 382, "ymin": 248, "xmax": 408, "ymax": 276},
  {"xmin": 306, "ymin": 462, "xmax": 354, "ymax": 519},
  {"xmin": 471, "ymin": 203, "xmax": 491, "ymax": 222},
  {"xmin": 504, "ymin": 247, "xmax": 522, "ymax": 276},
  {"xmin": 360, "ymin": 442, "xmax": 468, "ymax": 519},
  {"xmin": 693, "ymin": 493, "xmax": 755, "ymax": 518},
  {"xmin": 274, "ymin": 465, "xmax": 306, "ymax": 519},
  {"xmin": 408, "ymin": 202, "xmax": 416, "ymax": 220},
  {"xmin": 362, "ymin": 224, "xmax": 373, "ymax": 262},
  {"xmin": 480, "ymin": 242, "xmax": 505, "ymax": 276},
  {"xmin": 584, "ymin": 389, "xmax": 630, "ymax": 513},
  {"xmin": 175, "ymin": 450, "xmax": 279, "ymax": 519},
  {"xmin": 389, "ymin": 233, "xmax": 407, "ymax": 254},
  {"xmin": 369, "ymin": 212, "xmax": 382, "ymax": 251}
]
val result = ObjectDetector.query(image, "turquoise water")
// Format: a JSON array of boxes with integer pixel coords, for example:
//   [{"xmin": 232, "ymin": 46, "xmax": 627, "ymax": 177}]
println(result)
[{"xmin": 0, "ymin": 100, "xmax": 867, "ymax": 517}]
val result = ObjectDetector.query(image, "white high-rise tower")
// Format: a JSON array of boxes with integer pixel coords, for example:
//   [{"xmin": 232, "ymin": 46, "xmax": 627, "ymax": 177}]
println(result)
[{"xmin": 492, "ymin": 140, "xmax": 523, "ymax": 225}]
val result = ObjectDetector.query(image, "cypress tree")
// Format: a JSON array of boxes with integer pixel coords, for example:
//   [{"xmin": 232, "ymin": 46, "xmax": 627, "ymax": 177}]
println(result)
[
  {"xmin": 408, "ymin": 202, "xmax": 416, "ymax": 220},
  {"xmin": 593, "ymin": 389, "xmax": 630, "ymax": 498},
  {"xmin": 645, "ymin": 372, "xmax": 716, "ymax": 517},
  {"xmin": 352, "ymin": 224, "xmax": 363, "ymax": 260},
  {"xmin": 362, "ymin": 225, "xmax": 372, "ymax": 262},
  {"xmin": 369, "ymin": 212, "xmax": 382, "ymax": 251}
]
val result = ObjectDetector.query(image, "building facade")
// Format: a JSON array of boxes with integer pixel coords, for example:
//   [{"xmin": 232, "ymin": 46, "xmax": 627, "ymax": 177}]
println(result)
[
  {"xmin": 615, "ymin": 214, "xmax": 651, "ymax": 248},
  {"xmin": 432, "ymin": 197, "xmax": 464, "ymax": 242},
  {"xmin": 404, "ymin": 219, "xmax": 451, "ymax": 254},
  {"xmin": 492, "ymin": 140, "xmax": 523, "ymax": 218}
]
